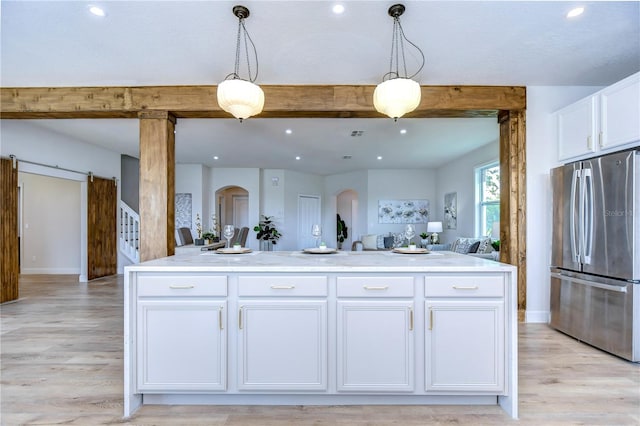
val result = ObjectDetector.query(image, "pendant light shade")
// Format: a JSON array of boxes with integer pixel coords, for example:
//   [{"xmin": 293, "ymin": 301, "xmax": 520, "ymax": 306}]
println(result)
[
  {"xmin": 373, "ymin": 78, "xmax": 421, "ymax": 121},
  {"xmin": 217, "ymin": 79, "xmax": 264, "ymax": 120},
  {"xmin": 217, "ymin": 5, "xmax": 263, "ymax": 121},
  {"xmin": 374, "ymin": 4, "xmax": 425, "ymax": 121}
]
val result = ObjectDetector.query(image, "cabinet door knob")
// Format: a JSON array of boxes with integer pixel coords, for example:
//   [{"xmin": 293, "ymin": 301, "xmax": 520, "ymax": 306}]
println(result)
[
  {"xmin": 452, "ymin": 285, "xmax": 479, "ymax": 290},
  {"xmin": 219, "ymin": 307, "xmax": 224, "ymax": 331},
  {"xmin": 238, "ymin": 306, "xmax": 243, "ymax": 330},
  {"xmin": 270, "ymin": 285, "xmax": 295, "ymax": 289},
  {"xmin": 429, "ymin": 308, "xmax": 433, "ymax": 331},
  {"xmin": 169, "ymin": 284, "xmax": 195, "ymax": 289}
]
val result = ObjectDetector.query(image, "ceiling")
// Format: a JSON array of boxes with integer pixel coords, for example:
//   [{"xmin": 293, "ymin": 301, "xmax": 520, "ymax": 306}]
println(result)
[{"xmin": 2, "ymin": 1, "xmax": 639, "ymax": 174}]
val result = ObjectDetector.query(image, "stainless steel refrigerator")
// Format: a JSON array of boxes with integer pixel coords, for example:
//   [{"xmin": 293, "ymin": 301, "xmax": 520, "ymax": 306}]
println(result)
[{"xmin": 550, "ymin": 148, "xmax": 639, "ymax": 362}]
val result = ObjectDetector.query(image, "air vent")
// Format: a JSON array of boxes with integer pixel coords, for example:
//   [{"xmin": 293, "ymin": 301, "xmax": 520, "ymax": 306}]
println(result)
[
  {"xmin": 343, "ymin": 155, "xmax": 352, "ymax": 160},
  {"xmin": 350, "ymin": 130, "xmax": 364, "ymax": 137}
]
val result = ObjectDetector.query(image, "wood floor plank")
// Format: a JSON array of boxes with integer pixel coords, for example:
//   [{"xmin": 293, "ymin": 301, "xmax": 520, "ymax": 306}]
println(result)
[{"xmin": 1, "ymin": 274, "xmax": 638, "ymax": 425}]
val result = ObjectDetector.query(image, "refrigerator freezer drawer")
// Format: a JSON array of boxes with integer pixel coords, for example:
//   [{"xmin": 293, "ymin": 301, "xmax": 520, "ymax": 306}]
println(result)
[{"xmin": 550, "ymin": 272, "xmax": 639, "ymax": 362}]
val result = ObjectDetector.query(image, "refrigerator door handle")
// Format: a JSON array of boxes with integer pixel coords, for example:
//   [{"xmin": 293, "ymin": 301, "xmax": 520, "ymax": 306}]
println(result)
[
  {"xmin": 550, "ymin": 272, "xmax": 628, "ymax": 293},
  {"xmin": 583, "ymin": 168, "xmax": 594, "ymax": 265},
  {"xmin": 570, "ymin": 169, "xmax": 581, "ymax": 263}
]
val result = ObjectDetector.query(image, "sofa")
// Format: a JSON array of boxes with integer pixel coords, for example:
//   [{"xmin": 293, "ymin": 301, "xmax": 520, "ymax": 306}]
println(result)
[
  {"xmin": 432, "ymin": 237, "xmax": 499, "ymax": 260},
  {"xmin": 351, "ymin": 233, "xmax": 398, "ymax": 251}
]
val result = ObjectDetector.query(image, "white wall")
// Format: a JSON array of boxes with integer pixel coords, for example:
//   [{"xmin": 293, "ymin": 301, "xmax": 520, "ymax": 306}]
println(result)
[
  {"xmin": 19, "ymin": 173, "xmax": 81, "ymax": 274},
  {"xmin": 525, "ymin": 85, "xmax": 603, "ymax": 323},
  {"xmin": 282, "ymin": 170, "xmax": 324, "ymax": 250},
  {"xmin": 366, "ymin": 169, "xmax": 436, "ymax": 240},
  {"xmin": 324, "ymin": 170, "xmax": 369, "ymax": 248},
  {"xmin": 1, "ymin": 120, "xmax": 122, "ymax": 278},
  {"xmin": 210, "ymin": 168, "xmax": 260, "ymax": 250},
  {"xmin": 435, "ymin": 141, "xmax": 499, "ymax": 244},
  {"xmin": 176, "ymin": 164, "xmax": 205, "ymax": 240}
]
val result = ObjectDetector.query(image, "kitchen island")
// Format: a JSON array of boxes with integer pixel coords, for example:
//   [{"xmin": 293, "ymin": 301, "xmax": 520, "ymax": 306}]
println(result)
[{"xmin": 124, "ymin": 250, "xmax": 518, "ymax": 418}]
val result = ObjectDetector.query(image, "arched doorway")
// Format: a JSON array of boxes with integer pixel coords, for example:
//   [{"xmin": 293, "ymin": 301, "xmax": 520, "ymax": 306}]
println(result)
[
  {"xmin": 214, "ymin": 185, "xmax": 249, "ymax": 235},
  {"xmin": 337, "ymin": 189, "xmax": 358, "ymax": 250}
]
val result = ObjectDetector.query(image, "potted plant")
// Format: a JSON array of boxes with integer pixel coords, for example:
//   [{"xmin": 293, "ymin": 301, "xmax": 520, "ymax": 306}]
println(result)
[
  {"xmin": 254, "ymin": 215, "xmax": 281, "ymax": 251},
  {"xmin": 202, "ymin": 232, "xmax": 216, "ymax": 245},
  {"xmin": 420, "ymin": 232, "xmax": 430, "ymax": 247},
  {"xmin": 336, "ymin": 214, "xmax": 348, "ymax": 249}
]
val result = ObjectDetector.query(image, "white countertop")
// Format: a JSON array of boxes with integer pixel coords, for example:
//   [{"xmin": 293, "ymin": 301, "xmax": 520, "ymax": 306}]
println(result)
[{"xmin": 126, "ymin": 250, "xmax": 515, "ymax": 273}]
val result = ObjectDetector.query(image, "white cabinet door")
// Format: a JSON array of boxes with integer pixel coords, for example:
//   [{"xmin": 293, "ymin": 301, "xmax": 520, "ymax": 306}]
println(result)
[
  {"xmin": 238, "ymin": 300, "xmax": 327, "ymax": 391},
  {"xmin": 337, "ymin": 301, "xmax": 414, "ymax": 392},
  {"xmin": 425, "ymin": 300, "xmax": 504, "ymax": 392},
  {"xmin": 557, "ymin": 95, "xmax": 597, "ymax": 161},
  {"xmin": 137, "ymin": 300, "xmax": 226, "ymax": 392},
  {"xmin": 600, "ymin": 73, "xmax": 640, "ymax": 151}
]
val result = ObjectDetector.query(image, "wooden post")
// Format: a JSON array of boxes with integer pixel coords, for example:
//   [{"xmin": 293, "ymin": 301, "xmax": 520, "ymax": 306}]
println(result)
[
  {"xmin": 499, "ymin": 110, "xmax": 527, "ymax": 322},
  {"xmin": 139, "ymin": 111, "xmax": 176, "ymax": 262},
  {"xmin": 1, "ymin": 157, "xmax": 19, "ymax": 303}
]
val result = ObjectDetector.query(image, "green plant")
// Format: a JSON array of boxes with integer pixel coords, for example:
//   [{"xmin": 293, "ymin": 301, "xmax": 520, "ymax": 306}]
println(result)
[
  {"xmin": 254, "ymin": 215, "xmax": 282, "ymax": 244},
  {"xmin": 419, "ymin": 232, "xmax": 428, "ymax": 239},
  {"xmin": 202, "ymin": 232, "xmax": 216, "ymax": 241},
  {"xmin": 491, "ymin": 240, "xmax": 500, "ymax": 251},
  {"xmin": 337, "ymin": 214, "xmax": 348, "ymax": 243}
]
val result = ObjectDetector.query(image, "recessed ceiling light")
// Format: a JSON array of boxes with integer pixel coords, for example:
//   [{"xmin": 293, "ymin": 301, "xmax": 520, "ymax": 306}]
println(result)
[
  {"xmin": 295, "ymin": 156, "xmax": 301, "ymax": 160},
  {"xmin": 213, "ymin": 156, "xmax": 219, "ymax": 160},
  {"xmin": 285, "ymin": 129, "xmax": 292, "ymax": 134},
  {"xmin": 332, "ymin": 4, "xmax": 345, "ymax": 14},
  {"xmin": 567, "ymin": 7, "xmax": 584, "ymax": 18},
  {"xmin": 88, "ymin": 5, "xmax": 106, "ymax": 17},
  {"xmin": 400, "ymin": 129, "xmax": 407, "ymax": 134},
  {"xmin": 377, "ymin": 156, "xmax": 383, "ymax": 160}
]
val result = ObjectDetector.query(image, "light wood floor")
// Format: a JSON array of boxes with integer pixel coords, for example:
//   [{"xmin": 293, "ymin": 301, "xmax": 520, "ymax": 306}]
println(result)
[{"xmin": 1, "ymin": 275, "xmax": 638, "ymax": 425}]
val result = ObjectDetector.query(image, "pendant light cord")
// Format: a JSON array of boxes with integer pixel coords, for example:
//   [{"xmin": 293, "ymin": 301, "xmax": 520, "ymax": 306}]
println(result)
[
  {"xmin": 227, "ymin": 16, "xmax": 259, "ymax": 83},
  {"xmin": 383, "ymin": 15, "xmax": 425, "ymax": 81}
]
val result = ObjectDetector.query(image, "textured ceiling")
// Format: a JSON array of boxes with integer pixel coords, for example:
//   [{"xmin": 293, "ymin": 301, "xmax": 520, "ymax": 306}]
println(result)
[{"xmin": 2, "ymin": 1, "xmax": 639, "ymax": 173}]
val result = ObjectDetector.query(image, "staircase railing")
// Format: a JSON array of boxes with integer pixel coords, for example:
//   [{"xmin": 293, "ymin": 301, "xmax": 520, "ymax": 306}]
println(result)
[{"xmin": 120, "ymin": 201, "xmax": 140, "ymax": 263}]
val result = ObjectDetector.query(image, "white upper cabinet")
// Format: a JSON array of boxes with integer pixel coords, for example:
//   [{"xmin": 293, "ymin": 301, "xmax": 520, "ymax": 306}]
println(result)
[
  {"xmin": 557, "ymin": 96, "xmax": 597, "ymax": 161},
  {"xmin": 557, "ymin": 72, "xmax": 640, "ymax": 162},
  {"xmin": 600, "ymin": 74, "xmax": 640, "ymax": 151}
]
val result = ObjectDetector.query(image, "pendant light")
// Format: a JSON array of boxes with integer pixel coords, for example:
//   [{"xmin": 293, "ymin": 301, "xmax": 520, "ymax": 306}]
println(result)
[
  {"xmin": 217, "ymin": 5, "xmax": 264, "ymax": 121},
  {"xmin": 373, "ymin": 4, "xmax": 425, "ymax": 121}
]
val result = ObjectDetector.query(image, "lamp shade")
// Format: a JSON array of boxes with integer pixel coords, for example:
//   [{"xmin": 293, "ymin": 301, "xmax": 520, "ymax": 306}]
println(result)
[
  {"xmin": 373, "ymin": 78, "xmax": 421, "ymax": 119},
  {"xmin": 427, "ymin": 221, "xmax": 443, "ymax": 233},
  {"xmin": 217, "ymin": 79, "xmax": 265, "ymax": 120}
]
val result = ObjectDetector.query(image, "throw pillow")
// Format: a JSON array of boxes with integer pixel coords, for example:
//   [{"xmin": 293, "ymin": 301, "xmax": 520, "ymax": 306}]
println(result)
[
  {"xmin": 362, "ymin": 234, "xmax": 378, "ymax": 250},
  {"xmin": 376, "ymin": 235, "xmax": 385, "ymax": 249},
  {"xmin": 383, "ymin": 236, "xmax": 395, "ymax": 249},
  {"xmin": 477, "ymin": 237, "xmax": 493, "ymax": 253},
  {"xmin": 468, "ymin": 241, "xmax": 481, "ymax": 253},
  {"xmin": 452, "ymin": 238, "xmax": 474, "ymax": 254}
]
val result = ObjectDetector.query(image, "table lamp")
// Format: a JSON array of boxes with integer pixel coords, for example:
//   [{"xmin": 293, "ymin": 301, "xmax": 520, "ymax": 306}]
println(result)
[{"xmin": 427, "ymin": 221, "xmax": 443, "ymax": 244}]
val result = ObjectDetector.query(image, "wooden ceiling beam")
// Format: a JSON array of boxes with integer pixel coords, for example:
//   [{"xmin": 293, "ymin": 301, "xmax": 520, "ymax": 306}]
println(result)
[{"xmin": 1, "ymin": 85, "xmax": 526, "ymax": 119}]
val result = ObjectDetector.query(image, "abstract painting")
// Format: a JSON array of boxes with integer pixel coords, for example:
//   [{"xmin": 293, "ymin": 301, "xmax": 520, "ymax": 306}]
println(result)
[
  {"xmin": 444, "ymin": 192, "xmax": 457, "ymax": 229},
  {"xmin": 378, "ymin": 199, "xmax": 429, "ymax": 224},
  {"xmin": 175, "ymin": 193, "xmax": 192, "ymax": 229}
]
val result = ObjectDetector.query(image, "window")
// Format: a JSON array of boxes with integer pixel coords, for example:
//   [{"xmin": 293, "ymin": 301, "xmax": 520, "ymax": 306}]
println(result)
[{"xmin": 475, "ymin": 162, "xmax": 500, "ymax": 237}]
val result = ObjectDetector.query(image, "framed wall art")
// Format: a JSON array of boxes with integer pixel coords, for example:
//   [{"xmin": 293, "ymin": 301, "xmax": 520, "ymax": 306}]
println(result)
[
  {"xmin": 444, "ymin": 192, "xmax": 457, "ymax": 229},
  {"xmin": 378, "ymin": 199, "xmax": 429, "ymax": 224}
]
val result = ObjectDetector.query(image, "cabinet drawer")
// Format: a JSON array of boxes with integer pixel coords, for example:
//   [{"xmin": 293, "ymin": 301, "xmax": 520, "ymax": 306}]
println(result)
[
  {"xmin": 337, "ymin": 277, "xmax": 414, "ymax": 298},
  {"xmin": 425, "ymin": 274, "xmax": 503, "ymax": 298},
  {"xmin": 238, "ymin": 276, "xmax": 327, "ymax": 297},
  {"xmin": 138, "ymin": 274, "xmax": 227, "ymax": 297}
]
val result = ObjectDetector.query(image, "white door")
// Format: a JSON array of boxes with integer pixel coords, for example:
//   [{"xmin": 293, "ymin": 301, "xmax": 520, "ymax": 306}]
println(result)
[
  {"xmin": 425, "ymin": 300, "xmax": 504, "ymax": 392},
  {"xmin": 137, "ymin": 300, "xmax": 227, "ymax": 391},
  {"xmin": 337, "ymin": 301, "xmax": 414, "ymax": 392},
  {"xmin": 298, "ymin": 195, "xmax": 321, "ymax": 249},
  {"xmin": 238, "ymin": 300, "xmax": 327, "ymax": 391},
  {"xmin": 232, "ymin": 195, "xmax": 249, "ymax": 228}
]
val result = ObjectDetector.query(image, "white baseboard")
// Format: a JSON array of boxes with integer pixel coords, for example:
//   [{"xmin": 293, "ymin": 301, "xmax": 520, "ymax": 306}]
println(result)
[
  {"xmin": 21, "ymin": 267, "xmax": 81, "ymax": 275},
  {"xmin": 526, "ymin": 310, "xmax": 550, "ymax": 323}
]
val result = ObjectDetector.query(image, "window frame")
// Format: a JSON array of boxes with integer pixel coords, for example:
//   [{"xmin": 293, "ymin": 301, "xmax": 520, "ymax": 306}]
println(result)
[{"xmin": 475, "ymin": 161, "xmax": 500, "ymax": 238}]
